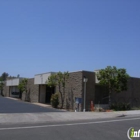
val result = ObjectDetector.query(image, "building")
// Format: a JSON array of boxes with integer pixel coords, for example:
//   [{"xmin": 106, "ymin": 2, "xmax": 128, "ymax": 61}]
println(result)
[
  {"xmin": 5, "ymin": 78, "xmax": 24, "ymax": 98},
  {"xmin": 34, "ymin": 72, "xmax": 56, "ymax": 104},
  {"xmin": 3, "ymin": 70, "xmax": 140, "ymax": 111}
]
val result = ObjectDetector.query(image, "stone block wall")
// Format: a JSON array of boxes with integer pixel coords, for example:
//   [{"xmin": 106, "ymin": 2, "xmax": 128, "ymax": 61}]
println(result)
[
  {"xmin": 21, "ymin": 78, "xmax": 39, "ymax": 102},
  {"xmin": 94, "ymin": 85, "xmax": 109, "ymax": 104},
  {"xmin": 3, "ymin": 83, "xmax": 9, "ymax": 97},
  {"xmin": 82, "ymin": 71, "xmax": 95, "ymax": 111},
  {"xmin": 111, "ymin": 77, "xmax": 140, "ymax": 107},
  {"xmin": 55, "ymin": 71, "xmax": 95, "ymax": 111},
  {"xmin": 55, "ymin": 71, "xmax": 83, "ymax": 111},
  {"xmin": 28, "ymin": 78, "xmax": 39, "ymax": 102}
]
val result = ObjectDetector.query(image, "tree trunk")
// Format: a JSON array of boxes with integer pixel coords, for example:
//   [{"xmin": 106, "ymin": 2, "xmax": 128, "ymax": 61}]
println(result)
[
  {"xmin": 59, "ymin": 85, "xmax": 63, "ymax": 109},
  {"xmin": 109, "ymin": 90, "xmax": 111, "ymax": 105},
  {"xmin": 109, "ymin": 83, "xmax": 112, "ymax": 106}
]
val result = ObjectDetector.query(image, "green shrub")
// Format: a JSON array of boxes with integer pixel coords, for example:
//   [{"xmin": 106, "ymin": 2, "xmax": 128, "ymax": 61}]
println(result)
[
  {"xmin": 51, "ymin": 93, "xmax": 59, "ymax": 108},
  {"xmin": 110, "ymin": 103, "xmax": 131, "ymax": 111}
]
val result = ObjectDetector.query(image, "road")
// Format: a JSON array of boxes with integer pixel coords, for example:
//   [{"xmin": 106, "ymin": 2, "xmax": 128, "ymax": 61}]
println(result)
[
  {"xmin": 0, "ymin": 97, "xmax": 64, "ymax": 113},
  {"xmin": 0, "ymin": 116, "xmax": 140, "ymax": 140}
]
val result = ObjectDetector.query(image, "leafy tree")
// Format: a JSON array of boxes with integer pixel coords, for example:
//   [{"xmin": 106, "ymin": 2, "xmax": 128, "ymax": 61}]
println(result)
[
  {"xmin": 18, "ymin": 79, "xmax": 28, "ymax": 93},
  {"xmin": 0, "ymin": 72, "xmax": 9, "ymax": 96},
  {"xmin": 97, "ymin": 66, "xmax": 129, "ymax": 104},
  {"xmin": 47, "ymin": 72, "xmax": 69, "ymax": 108},
  {"xmin": 18, "ymin": 79, "xmax": 29, "ymax": 101},
  {"xmin": 1, "ymin": 72, "xmax": 9, "ymax": 81}
]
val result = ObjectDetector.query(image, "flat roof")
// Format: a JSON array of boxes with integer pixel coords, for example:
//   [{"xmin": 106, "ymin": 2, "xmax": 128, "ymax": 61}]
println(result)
[
  {"xmin": 6, "ymin": 77, "xmax": 26, "ymax": 80},
  {"xmin": 35, "ymin": 72, "xmax": 56, "ymax": 76},
  {"xmin": 35, "ymin": 70, "xmax": 95, "ymax": 75},
  {"xmin": 69, "ymin": 70, "xmax": 94, "ymax": 73}
]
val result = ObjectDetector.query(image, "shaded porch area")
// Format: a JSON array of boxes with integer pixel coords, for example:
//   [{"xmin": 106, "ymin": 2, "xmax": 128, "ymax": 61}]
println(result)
[{"xmin": 39, "ymin": 85, "xmax": 55, "ymax": 104}]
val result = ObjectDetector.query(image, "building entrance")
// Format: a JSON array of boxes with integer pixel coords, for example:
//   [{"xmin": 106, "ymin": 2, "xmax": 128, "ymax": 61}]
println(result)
[{"xmin": 39, "ymin": 85, "xmax": 55, "ymax": 104}]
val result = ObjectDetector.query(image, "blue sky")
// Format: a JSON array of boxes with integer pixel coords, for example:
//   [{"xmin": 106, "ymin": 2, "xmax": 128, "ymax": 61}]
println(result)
[{"xmin": 0, "ymin": 0, "xmax": 140, "ymax": 78}]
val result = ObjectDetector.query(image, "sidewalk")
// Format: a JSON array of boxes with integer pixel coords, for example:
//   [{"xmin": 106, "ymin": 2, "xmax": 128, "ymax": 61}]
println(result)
[
  {"xmin": 32, "ymin": 103, "xmax": 52, "ymax": 108},
  {"xmin": 0, "ymin": 110, "xmax": 140, "ymax": 125},
  {"xmin": 5, "ymin": 97, "xmax": 67, "ymax": 111},
  {"xmin": 5, "ymin": 97, "xmax": 53, "ymax": 108},
  {"xmin": 6, "ymin": 97, "xmax": 20, "ymax": 101}
]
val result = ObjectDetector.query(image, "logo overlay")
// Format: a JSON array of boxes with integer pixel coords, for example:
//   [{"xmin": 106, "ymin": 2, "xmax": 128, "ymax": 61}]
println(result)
[{"xmin": 127, "ymin": 127, "xmax": 140, "ymax": 140}]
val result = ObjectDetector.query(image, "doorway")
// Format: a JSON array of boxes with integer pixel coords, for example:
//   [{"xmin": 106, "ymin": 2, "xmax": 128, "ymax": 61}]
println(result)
[
  {"xmin": 39, "ymin": 85, "xmax": 55, "ymax": 104},
  {"xmin": 46, "ymin": 86, "xmax": 55, "ymax": 103}
]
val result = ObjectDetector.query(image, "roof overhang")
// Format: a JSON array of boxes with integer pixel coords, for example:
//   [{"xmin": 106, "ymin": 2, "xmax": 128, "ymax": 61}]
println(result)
[
  {"xmin": 34, "ymin": 72, "xmax": 56, "ymax": 85},
  {"xmin": 6, "ymin": 78, "xmax": 24, "ymax": 86}
]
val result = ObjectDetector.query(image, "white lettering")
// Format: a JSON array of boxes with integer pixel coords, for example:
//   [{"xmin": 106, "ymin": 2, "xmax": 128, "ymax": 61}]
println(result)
[{"xmin": 134, "ymin": 131, "xmax": 138, "ymax": 137}]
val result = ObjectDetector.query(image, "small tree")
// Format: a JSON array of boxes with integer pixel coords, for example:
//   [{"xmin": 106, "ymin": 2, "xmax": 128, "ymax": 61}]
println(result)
[
  {"xmin": 1, "ymin": 72, "xmax": 9, "ymax": 81},
  {"xmin": 47, "ymin": 72, "xmax": 69, "ymax": 109},
  {"xmin": 18, "ymin": 78, "xmax": 29, "ymax": 101},
  {"xmin": 97, "ymin": 66, "xmax": 129, "ymax": 104},
  {"xmin": 51, "ymin": 93, "xmax": 59, "ymax": 108}
]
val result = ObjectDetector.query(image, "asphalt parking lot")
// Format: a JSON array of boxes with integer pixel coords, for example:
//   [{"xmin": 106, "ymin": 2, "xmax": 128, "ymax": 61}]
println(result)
[{"xmin": 0, "ymin": 97, "xmax": 64, "ymax": 113}]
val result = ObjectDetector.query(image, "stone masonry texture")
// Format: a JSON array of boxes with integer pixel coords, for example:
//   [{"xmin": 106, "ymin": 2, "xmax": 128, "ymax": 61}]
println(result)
[
  {"xmin": 55, "ymin": 71, "xmax": 95, "ymax": 111},
  {"xmin": 82, "ymin": 71, "xmax": 95, "ymax": 111},
  {"xmin": 21, "ymin": 78, "xmax": 39, "ymax": 103},
  {"xmin": 55, "ymin": 71, "xmax": 83, "ymax": 111},
  {"xmin": 94, "ymin": 77, "xmax": 140, "ymax": 108},
  {"xmin": 111, "ymin": 77, "xmax": 140, "ymax": 107},
  {"xmin": 3, "ymin": 83, "xmax": 9, "ymax": 97}
]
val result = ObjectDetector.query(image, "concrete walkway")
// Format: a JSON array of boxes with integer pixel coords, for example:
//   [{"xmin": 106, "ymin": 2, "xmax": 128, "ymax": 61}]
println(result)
[
  {"xmin": 6, "ymin": 97, "xmax": 52, "ymax": 108},
  {"xmin": 5, "ymin": 97, "xmax": 66, "ymax": 111},
  {"xmin": 0, "ymin": 110, "xmax": 140, "ymax": 125},
  {"xmin": 32, "ymin": 103, "xmax": 52, "ymax": 108},
  {"xmin": 6, "ymin": 97, "xmax": 53, "ymax": 108}
]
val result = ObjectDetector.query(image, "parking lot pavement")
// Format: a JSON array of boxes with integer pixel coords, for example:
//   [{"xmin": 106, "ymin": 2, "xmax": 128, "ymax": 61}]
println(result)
[{"xmin": 0, "ymin": 97, "xmax": 64, "ymax": 113}]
